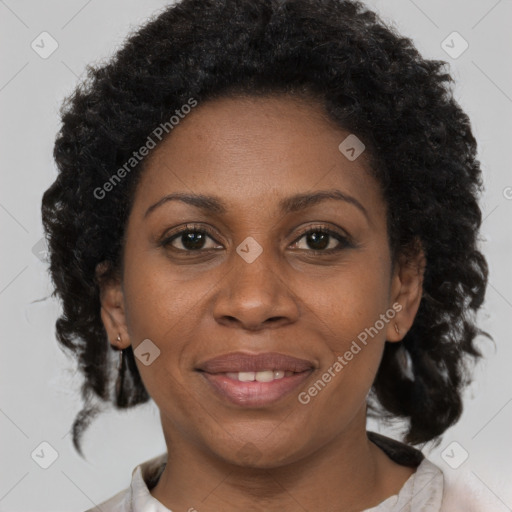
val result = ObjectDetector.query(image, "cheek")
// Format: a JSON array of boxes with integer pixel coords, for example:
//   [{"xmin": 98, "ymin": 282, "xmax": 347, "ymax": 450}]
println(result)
[
  {"xmin": 302, "ymin": 254, "xmax": 391, "ymax": 395},
  {"xmin": 122, "ymin": 253, "xmax": 211, "ymax": 340},
  {"xmin": 297, "ymin": 289, "xmax": 389, "ymax": 441},
  {"xmin": 310, "ymin": 257, "xmax": 392, "ymax": 344},
  {"xmin": 120, "ymin": 253, "xmax": 212, "ymax": 394}
]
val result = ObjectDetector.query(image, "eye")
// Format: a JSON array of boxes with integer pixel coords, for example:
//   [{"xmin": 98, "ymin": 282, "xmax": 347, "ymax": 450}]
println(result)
[
  {"xmin": 159, "ymin": 224, "xmax": 353, "ymax": 255},
  {"xmin": 290, "ymin": 226, "xmax": 352, "ymax": 253},
  {"xmin": 160, "ymin": 225, "xmax": 222, "ymax": 252}
]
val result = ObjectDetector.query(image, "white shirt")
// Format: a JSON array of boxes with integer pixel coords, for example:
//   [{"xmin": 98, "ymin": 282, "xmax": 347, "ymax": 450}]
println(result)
[{"xmin": 84, "ymin": 434, "xmax": 504, "ymax": 511}]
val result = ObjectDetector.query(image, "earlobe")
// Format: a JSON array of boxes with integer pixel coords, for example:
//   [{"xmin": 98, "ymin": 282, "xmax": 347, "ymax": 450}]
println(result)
[
  {"xmin": 96, "ymin": 262, "xmax": 130, "ymax": 349},
  {"xmin": 386, "ymin": 241, "xmax": 426, "ymax": 343}
]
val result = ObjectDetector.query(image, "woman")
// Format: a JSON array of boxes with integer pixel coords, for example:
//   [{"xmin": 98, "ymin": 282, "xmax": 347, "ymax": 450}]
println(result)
[{"xmin": 42, "ymin": 0, "xmax": 496, "ymax": 510}]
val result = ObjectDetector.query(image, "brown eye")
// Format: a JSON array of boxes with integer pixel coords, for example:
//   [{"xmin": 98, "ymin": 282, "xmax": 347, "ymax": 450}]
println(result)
[
  {"xmin": 174, "ymin": 230, "xmax": 209, "ymax": 250},
  {"xmin": 161, "ymin": 226, "xmax": 222, "ymax": 252},
  {"xmin": 290, "ymin": 227, "xmax": 352, "ymax": 253}
]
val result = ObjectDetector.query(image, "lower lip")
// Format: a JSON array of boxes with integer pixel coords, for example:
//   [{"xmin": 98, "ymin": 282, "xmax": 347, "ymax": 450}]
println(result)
[{"xmin": 199, "ymin": 370, "xmax": 313, "ymax": 407}]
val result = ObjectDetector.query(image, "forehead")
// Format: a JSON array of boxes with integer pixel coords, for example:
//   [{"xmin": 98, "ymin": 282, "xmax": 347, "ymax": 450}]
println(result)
[{"xmin": 132, "ymin": 95, "xmax": 384, "ymax": 220}]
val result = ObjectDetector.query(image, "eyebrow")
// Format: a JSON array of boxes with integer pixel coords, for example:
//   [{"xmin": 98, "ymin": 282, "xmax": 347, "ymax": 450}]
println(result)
[{"xmin": 144, "ymin": 189, "xmax": 369, "ymax": 220}]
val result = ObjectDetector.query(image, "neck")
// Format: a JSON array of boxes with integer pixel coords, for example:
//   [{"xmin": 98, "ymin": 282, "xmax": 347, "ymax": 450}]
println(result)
[{"xmin": 150, "ymin": 407, "xmax": 414, "ymax": 512}]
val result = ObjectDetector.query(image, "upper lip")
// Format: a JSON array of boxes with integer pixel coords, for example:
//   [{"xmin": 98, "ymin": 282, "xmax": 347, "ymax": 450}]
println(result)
[{"xmin": 196, "ymin": 352, "xmax": 315, "ymax": 374}]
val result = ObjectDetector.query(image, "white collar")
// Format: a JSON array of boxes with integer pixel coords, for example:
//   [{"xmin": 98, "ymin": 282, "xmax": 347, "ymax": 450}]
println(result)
[
  {"xmin": 362, "ymin": 457, "xmax": 444, "ymax": 511},
  {"xmin": 129, "ymin": 453, "xmax": 170, "ymax": 512}
]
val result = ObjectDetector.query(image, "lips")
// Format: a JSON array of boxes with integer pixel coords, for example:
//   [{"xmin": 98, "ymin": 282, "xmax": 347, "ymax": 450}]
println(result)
[
  {"xmin": 196, "ymin": 352, "xmax": 316, "ymax": 407},
  {"xmin": 196, "ymin": 351, "xmax": 315, "ymax": 374}
]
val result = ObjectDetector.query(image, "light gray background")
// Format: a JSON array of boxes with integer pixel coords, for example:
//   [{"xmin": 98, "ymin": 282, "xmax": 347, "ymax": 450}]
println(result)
[{"xmin": 1, "ymin": 1, "xmax": 511, "ymax": 511}]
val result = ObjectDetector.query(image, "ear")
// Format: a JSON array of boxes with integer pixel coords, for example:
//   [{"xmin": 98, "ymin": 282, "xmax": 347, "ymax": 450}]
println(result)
[
  {"xmin": 96, "ymin": 261, "xmax": 130, "ymax": 349},
  {"xmin": 385, "ymin": 239, "xmax": 426, "ymax": 343}
]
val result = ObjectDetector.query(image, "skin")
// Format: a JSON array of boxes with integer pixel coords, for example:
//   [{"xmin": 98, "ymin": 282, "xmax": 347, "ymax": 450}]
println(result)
[{"xmin": 98, "ymin": 95, "xmax": 425, "ymax": 512}]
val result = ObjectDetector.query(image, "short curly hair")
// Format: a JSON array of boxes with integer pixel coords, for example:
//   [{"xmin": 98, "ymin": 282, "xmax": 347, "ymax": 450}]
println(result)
[{"xmin": 42, "ymin": 0, "xmax": 491, "ymax": 456}]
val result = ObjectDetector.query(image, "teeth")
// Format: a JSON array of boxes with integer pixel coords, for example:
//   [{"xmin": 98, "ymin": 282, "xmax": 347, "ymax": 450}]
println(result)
[
  {"xmin": 239, "ymin": 371, "xmax": 256, "ymax": 382},
  {"xmin": 255, "ymin": 370, "xmax": 274, "ymax": 382},
  {"xmin": 224, "ymin": 370, "xmax": 293, "ymax": 382}
]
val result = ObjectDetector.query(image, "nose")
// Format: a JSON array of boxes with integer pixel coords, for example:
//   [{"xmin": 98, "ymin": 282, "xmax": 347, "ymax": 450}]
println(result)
[{"xmin": 211, "ymin": 246, "xmax": 300, "ymax": 331}]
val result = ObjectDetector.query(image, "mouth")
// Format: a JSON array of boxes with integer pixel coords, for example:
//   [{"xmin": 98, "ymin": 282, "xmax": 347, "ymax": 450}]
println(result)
[{"xmin": 195, "ymin": 352, "xmax": 315, "ymax": 407}]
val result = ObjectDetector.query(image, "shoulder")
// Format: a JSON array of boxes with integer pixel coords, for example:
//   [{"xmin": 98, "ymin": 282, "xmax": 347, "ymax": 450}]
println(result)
[
  {"xmin": 82, "ymin": 453, "xmax": 167, "ymax": 512},
  {"xmin": 83, "ymin": 487, "xmax": 129, "ymax": 512},
  {"xmin": 440, "ymin": 466, "xmax": 507, "ymax": 512},
  {"xmin": 367, "ymin": 432, "xmax": 505, "ymax": 512}
]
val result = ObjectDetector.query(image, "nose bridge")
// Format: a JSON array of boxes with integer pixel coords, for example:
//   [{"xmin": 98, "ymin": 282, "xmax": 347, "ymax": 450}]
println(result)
[
  {"xmin": 230, "ymin": 235, "xmax": 282, "ymax": 301},
  {"xmin": 212, "ymin": 235, "xmax": 299, "ymax": 329}
]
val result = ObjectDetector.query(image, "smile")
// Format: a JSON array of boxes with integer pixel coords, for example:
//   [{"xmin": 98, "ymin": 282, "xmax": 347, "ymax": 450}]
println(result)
[{"xmin": 198, "ymin": 369, "xmax": 314, "ymax": 407}]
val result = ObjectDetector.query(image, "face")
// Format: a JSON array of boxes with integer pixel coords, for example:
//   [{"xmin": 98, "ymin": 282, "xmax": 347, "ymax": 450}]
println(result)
[{"xmin": 99, "ymin": 95, "xmax": 423, "ymax": 468}]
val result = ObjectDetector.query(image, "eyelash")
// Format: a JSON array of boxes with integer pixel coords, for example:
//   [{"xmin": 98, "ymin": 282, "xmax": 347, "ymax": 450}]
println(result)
[{"xmin": 159, "ymin": 223, "xmax": 353, "ymax": 255}]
